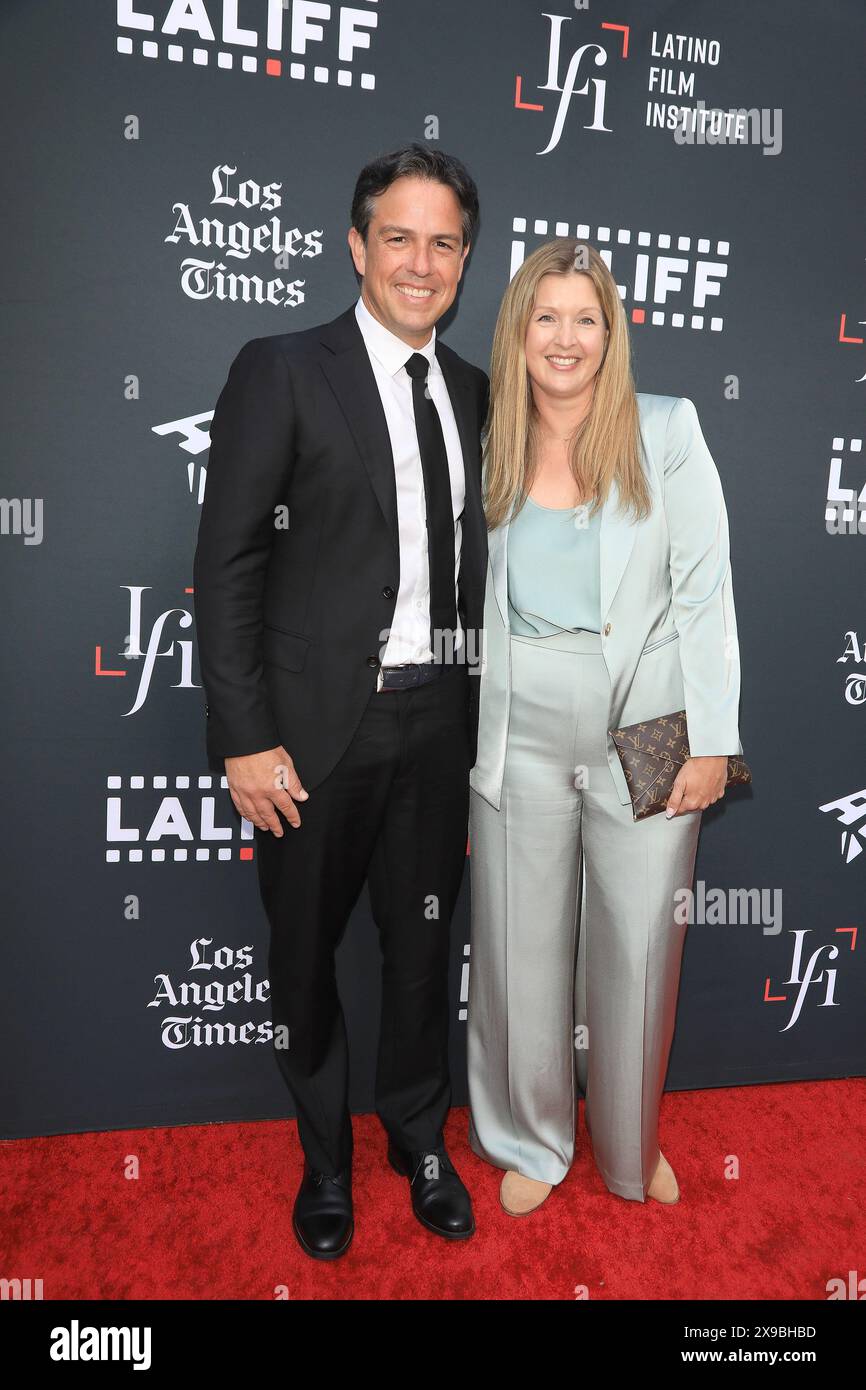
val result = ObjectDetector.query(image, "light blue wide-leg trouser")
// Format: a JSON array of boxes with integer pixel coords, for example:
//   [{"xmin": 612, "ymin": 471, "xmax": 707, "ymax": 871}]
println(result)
[{"xmin": 467, "ymin": 629, "xmax": 702, "ymax": 1201}]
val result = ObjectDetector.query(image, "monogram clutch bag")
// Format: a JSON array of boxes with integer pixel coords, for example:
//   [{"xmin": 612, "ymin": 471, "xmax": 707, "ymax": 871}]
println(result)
[{"xmin": 609, "ymin": 710, "xmax": 752, "ymax": 820}]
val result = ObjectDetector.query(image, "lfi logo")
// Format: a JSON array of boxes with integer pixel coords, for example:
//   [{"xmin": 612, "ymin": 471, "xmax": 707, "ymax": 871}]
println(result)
[
  {"xmin": 764, "ymin": 927, "xmax": 857, "ymax": 1031},
  {"xmin": 95, "ymin": 586, "xmax": 200, "ymax": 716},
  {"xmin": 514, "ymin": 13, "xmax": 628, "ymax": 154}
]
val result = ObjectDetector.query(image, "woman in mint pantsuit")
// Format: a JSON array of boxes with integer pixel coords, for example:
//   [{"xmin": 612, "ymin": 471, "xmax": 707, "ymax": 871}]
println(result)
[{"xmin": 467, "ymin": 238, "xmax": 743, "ymax": 1215}]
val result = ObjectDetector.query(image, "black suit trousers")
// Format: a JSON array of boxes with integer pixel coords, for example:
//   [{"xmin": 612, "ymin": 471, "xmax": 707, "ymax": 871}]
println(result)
[{"xmin": 255, "ymin": 661, "xmax": 471, "ymax": 1175}]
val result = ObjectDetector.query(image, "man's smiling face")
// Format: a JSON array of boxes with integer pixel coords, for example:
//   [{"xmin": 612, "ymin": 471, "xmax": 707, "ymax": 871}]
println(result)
[{"xmin": 348, "ymin": 175, "xmax": 470, "ymax": 348}]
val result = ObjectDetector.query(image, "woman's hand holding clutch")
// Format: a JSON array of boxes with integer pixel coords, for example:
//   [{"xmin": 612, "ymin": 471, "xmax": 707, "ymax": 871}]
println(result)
[{"xmin": 665, "ymin": 755, "xmax": 728, "ymax": 817}]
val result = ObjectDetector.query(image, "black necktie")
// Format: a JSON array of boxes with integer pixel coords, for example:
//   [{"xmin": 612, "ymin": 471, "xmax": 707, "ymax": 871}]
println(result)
[{"xmin": 403, "ymin": 352, "xmax": 458, "ymax": 658}]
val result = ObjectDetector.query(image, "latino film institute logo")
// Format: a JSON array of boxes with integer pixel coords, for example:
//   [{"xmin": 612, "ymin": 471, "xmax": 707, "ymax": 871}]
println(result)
[
  {"xmin": 516, "ymin": 13, "xmax": 751, "ymax": 156},
  {"xmin": 765, "ymin": 928, "xmax": 857, "ymax": 1032},
  {"xmin": 95, "ymin": 585, "xmax": 199, "ymax": 715}
]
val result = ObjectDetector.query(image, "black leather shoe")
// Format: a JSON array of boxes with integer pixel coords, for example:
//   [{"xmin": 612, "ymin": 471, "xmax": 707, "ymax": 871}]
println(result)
[
  {"xmin": 387, "ymin": 1143, "xmax": 475, "ymax": 1240},
  {"xmin": 292, "ymin": 1161, "xmax": 353, "ymax": 1260}
]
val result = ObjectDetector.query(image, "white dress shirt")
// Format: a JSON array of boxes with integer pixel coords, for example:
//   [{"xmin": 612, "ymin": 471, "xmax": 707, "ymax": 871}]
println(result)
[{"xmin": 354, "ymin": 295, "xmax": 466, "ymax": 687}]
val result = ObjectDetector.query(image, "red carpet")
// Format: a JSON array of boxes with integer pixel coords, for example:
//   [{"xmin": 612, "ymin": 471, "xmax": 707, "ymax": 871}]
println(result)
[{"xmin": 2, "ymin": 1079, "xmax": 863, "ymax": 1300}]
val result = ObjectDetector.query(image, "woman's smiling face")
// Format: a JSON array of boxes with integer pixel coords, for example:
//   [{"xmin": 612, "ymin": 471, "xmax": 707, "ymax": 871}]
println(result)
[{"xmin": 524, "ymin": 272, "xmax": 609, "ymax": 404}]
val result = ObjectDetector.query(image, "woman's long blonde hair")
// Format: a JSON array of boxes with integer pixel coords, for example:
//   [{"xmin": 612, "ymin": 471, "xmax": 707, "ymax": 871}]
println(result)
[{"xmin": 482, "ymin": 238, "xmax": 651, "ymax": 530}]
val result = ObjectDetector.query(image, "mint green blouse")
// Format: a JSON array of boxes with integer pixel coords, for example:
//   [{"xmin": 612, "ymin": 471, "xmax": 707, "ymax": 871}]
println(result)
[{"xmin": 506, "ymin": 495, "xmax": 602, "ymax": 636}]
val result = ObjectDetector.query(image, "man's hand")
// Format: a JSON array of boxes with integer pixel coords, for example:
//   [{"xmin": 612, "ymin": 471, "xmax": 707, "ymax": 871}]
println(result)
[
  {"xmin": 665, "ymin": 755, "xmax": 727, "ymax": 818},
  {"xmin": 224, "ymin": 745, "xmax": 308, "ymax": 835}
]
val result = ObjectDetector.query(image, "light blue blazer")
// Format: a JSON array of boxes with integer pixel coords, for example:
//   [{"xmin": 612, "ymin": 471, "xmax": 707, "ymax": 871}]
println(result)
[{"xmin": 469, "ymin": 393, "xmax": 743, "ymax": 811}]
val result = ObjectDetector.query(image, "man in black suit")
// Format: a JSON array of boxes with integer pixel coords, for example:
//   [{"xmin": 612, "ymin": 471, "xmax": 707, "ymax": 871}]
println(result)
[{"xmin": 193, "ymin": 144, "xmax": 489, "ymax": 1260}]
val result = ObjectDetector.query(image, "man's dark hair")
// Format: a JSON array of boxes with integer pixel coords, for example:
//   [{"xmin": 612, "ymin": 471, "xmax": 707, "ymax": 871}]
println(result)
[{"xmin": 351, "ymin": 142, "xmax": 480, "ymax": 250}]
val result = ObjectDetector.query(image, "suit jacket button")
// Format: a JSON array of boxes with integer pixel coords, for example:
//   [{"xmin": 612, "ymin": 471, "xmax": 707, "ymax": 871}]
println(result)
[
  {"xmin": 382, "ymin": 585, "xmax": 395, "ymax": 599},
  {"xmin": 366, "ymin": 655, "xmax": 379, "ymax": 669},
  {"xmin": 205, "ymin": 704, "xmax": 210, "ymax": 717},
  {"xmin": 603, "ymin": 622, "xmax": 612, "ymax": 636}
]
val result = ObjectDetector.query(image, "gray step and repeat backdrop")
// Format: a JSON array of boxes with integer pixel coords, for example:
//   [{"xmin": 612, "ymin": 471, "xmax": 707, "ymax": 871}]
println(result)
[{"xmin": 2, "ymin": 0, "xmax": 864, "ymax": 1139}]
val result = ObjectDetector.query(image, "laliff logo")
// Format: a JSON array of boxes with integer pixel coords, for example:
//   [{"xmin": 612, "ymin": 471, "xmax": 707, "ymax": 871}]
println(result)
[
  {"xmin": 764, "ymin": 927, "xmax": 856, "ymax": 1031},
  {"xmin": 147, "ymin": 937, "xmax": 271, "ymax": 1048},
  {"xmin": 510, "ymin": 219, "xmax": 729, "ymax": 333},
  {"xmin": 837, "ymin": 631, "xmax": 866, "ymax": 705},
  {"xmin": 824, "ymin": 434, "xmax": 865, "ymax": 532},
  {"xmin": 165, "ymin": 164, "xmax": 322, "ymax": 307},
  {"xmin": 106, "ymin": 774, "xmax": 254, "ymax": 863},
  {"xmin": 818, "ymin": 786, "xmax": 866, "ymax": 864},
  {"xmin": 116, "ymin": 0, "xmax": 379, "ymax": 89},
  {"xmin": 95, "ymin": 585, "xmax": 200, "ymax": 715}
]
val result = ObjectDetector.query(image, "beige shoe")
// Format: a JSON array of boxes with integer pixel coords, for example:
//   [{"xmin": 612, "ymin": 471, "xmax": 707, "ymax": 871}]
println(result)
[
  {"xmin": 500, "ymin": 1170, "xmax": 553, "ymax": 1216},
  {"xmin": 647, "ymin": 1151, "xmax": 680, "ymax": 1204}
]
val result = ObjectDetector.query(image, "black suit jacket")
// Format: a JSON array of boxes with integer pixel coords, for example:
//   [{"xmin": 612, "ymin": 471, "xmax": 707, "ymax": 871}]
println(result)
[{"xmin": 193, "ymin": 303, "xmax": 490, "ymax": 790}]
